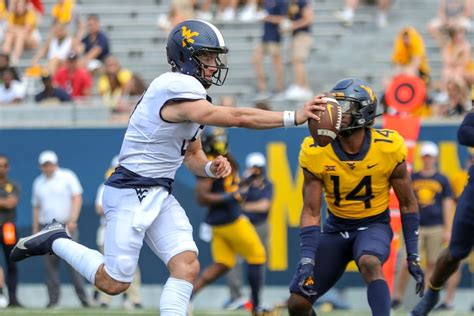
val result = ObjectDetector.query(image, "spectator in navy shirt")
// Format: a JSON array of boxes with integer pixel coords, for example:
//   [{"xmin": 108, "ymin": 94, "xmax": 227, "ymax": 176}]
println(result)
[
  {"xmin": 392, "ymin": 141, "xmax": 455, "ymax": 309},
  {"xmin": 284, "ymin": 0, "xmax": 314, "ymax": 101},
  {"xmin": 252, "ymin": 0, "xmax": 287, "ymax": 101},
  {"xmin": 35, "ymin": 72, "xmax": 71, "ymax": 104},
  {"xmin": 80, "ymin": 14, "xmax": 110, "ymax": 72}
]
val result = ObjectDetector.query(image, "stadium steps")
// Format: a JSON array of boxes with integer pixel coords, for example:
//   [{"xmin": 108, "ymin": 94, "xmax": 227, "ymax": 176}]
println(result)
[{"xmin": 18, "ymin": 0, "xmax": 449, "ymax": 109}]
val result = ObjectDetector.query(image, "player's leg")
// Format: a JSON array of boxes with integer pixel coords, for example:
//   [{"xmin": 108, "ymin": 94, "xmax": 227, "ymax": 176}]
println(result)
[
  {"xmin": 10, "ymin": 187, "xmax": 144, "ymax": 296},
  {"xmin": 354, "ymin": 223, "xmax": 393, "ymax": 316},
  {"xmin": 288, "ymin": 231, "xmax": 353, "ymax": 315},
  {"xmin": 64, "ymin": 228, "xmax": 89, "ymax": 306},
  {"xmin": 228, "ymin": 217, "xmax": 266, "ymax": 311},
  {"xmin": 439, "ymin": 263, "xmax": 463, "ymax": 309},
  {"xmin": 411, "ymin": 181, "xmax": 474, "ymax": 316},
  {"xmin": 144, "ymin": 194, "xmax": 199, "ymax": 315}
]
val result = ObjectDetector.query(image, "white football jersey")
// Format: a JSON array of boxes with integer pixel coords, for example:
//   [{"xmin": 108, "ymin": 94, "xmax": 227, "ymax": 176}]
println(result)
[{"xmin": 119, "ymin": 72, "xmax": 206, "ymax": 179}]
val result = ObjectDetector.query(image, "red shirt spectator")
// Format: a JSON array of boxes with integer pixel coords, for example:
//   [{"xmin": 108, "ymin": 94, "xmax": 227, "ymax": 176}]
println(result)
[{"xmin": 53, "ymin": 52, "xmax": 92, "ymax": 99}]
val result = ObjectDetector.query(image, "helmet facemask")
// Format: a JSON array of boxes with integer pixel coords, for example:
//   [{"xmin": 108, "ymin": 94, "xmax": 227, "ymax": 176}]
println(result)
[
  {"xmin": 193, "ymin": 48, "xmax": 229, "ymax": 88},
  {"xmin": 337, "ymin": 98, "xmax": 374, "ymax": 137}
]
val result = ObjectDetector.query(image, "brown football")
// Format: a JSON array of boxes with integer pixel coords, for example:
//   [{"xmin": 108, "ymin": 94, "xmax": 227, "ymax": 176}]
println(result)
[{"xmin": 308, "ymin": 97, "xmax": 342, "ymax": 147}]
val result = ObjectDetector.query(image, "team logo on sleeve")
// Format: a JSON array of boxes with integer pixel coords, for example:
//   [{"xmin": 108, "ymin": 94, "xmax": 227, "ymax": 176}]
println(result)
[{"xmin": 181, "ymin": 26, "xmax": 200, "ymax": 47}]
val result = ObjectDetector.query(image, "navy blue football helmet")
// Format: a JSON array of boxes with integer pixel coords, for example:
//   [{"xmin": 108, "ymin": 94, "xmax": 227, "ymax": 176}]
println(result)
[
  {"xmin": 329, "ymin": 78, "xmax": 377, "ymax": 133},
  {"xmin": 202, "ymin": 127, "xmax": 228, "ymax": 156},
  {"xmin": 166, "ymin": 19, "xmax": 229, "ymax": 89}
]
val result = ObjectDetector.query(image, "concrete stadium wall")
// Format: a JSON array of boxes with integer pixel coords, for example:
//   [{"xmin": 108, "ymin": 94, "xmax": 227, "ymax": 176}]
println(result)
[{"xmin": 0, "ymin": 124, "xmax": 471, "ymax": 287}]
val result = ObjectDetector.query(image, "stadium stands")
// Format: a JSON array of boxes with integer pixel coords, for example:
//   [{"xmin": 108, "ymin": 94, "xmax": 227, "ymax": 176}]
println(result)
[{"xmin": 4, "ymin": 0, "xmax": 473, "ymax": 117}]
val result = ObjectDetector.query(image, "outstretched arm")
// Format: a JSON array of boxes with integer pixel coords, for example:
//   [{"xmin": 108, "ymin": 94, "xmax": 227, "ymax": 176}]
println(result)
[{"xmin": 161, "ymin": 95, "xmax": 326, "ymax": 129}]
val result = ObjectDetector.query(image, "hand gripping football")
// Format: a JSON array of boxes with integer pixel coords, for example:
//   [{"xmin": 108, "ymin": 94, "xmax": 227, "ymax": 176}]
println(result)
[{"xmin": 308, "ymin": 97, "xmax": 342, "ymax": 147}]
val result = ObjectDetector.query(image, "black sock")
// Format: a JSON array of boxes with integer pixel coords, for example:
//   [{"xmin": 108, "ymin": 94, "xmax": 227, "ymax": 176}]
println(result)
[
  {"xmin": 367, "ymin": 279, "xmax": 390, "ymax": 316},
  {"xmin": 0, "ymin": 287, "xmax": 3, "ymax": 295},
  {"xmin": 247, "ymin": 264, "xmax": 263, "ymax": 310}
]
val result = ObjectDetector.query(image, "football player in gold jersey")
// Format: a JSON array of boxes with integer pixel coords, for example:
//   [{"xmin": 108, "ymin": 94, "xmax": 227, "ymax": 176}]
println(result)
[
  {"xmin": 190, "ymin": 127, "xmax": 267, "ymax": 315},
  {"xmin": 288, "ymin": 79, "xmax": 425, "ymax": 316}
]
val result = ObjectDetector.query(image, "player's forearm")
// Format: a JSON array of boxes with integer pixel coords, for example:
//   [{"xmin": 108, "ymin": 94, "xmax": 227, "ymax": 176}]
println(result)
[
  {"xmin": 196, "ymin": 189, "xmax": 235, "ymax": 206},
  {"xmin": 184, "ymin": 148, "xmax": 209, "ymax": 177},
  {"xmin": 229, "ymin": 108, "xmax": 288, "ymax": 129},
  {"xmin": 401, "ymin": 212, "xmax": 420, "ymax": 260}
]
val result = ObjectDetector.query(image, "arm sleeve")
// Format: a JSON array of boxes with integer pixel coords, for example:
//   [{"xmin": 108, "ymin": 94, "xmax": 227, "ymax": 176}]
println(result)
[{"xmin": 458, "ymin": 113, "xmax": 474, "ymax": 146}]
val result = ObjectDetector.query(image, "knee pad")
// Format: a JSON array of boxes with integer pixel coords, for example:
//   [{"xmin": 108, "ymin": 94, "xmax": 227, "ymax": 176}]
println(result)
[{"xmin": 116, "ymin": 255, "xmax": 137, "ymax": 278}]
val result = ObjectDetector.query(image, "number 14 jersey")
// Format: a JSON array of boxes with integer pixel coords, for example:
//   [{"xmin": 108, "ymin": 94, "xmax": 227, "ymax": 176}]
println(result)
[{"xmin": 299, "ymin": 128, "xmax": 407, "ymax": 219}]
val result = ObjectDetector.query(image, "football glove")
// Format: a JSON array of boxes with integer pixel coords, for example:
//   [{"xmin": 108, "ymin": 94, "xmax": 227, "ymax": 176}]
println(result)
[
  {"xmin": 408, "ymin": 255, "xmax": 425, "ymax": 297},
  {"xmin": 297, "ymin": 258, "xmax": 317, "ymax": 297}
]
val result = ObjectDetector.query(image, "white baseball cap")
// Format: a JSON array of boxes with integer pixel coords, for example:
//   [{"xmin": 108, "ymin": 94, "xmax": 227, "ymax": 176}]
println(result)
[
  {"xmin": 245, "ymin": 152, "xmax": 266, "ymax": 168},
  {"xmin": 420, "ymin": 141, "xmax": 439, "ymax": 157},
  {"xmin": 38, "ymin": 150, "xmax": 58, "ymax": 165}
]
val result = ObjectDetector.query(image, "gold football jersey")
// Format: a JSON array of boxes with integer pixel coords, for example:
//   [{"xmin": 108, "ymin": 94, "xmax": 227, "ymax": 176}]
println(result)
[{"xmin": 299, "ymin": 129, "xmax": 407, "ymax": 219}]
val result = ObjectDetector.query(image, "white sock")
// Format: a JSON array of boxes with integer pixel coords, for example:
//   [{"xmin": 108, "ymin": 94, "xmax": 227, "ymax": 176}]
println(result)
[
  {"xmin": 160, "ymin": 277, "xmax": 193, "ymax": 316},
  {"xmin": 52, "ymin": 238, "xmax": 104, "ymax": 284}
]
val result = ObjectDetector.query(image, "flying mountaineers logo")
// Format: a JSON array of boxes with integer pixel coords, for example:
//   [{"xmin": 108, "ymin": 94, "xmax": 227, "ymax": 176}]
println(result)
[
  {"xmin": 135, "ymin": 188, "xmax": 149, "ymax": 203},
  {"xmin": 181, "ymin": 26, "xmax": 199, "ymax": 47},
  {"xmin": 346, "ymin": 162, "xmax": 356, "ymax": 170}
]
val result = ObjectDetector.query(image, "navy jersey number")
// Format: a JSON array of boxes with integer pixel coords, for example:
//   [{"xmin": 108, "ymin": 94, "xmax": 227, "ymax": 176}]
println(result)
[{"xmin": 330, "ymin": 175, "xmax": 375, "ymax": 208}]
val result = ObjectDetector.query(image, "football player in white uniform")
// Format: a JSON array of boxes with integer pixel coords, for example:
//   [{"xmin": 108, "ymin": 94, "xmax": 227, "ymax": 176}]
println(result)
[{"xmin": 10, "ymin": 19, "xmax": 325, "ymax": 315}]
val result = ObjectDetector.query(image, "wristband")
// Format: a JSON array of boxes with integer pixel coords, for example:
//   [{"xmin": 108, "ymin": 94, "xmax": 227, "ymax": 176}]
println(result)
[
  {"xmin": 300, "ymin": 225, "xmax": 321, "ymax": 261},
  {"xmin": 401, "ymin": 212, "xmax": 420, "ymax": 260},
  {"xmin": 300, "ymin": 257, "xmax": 315, "ymax": 266},
  {"xmin": 283, "ymin": 111, "xmax": 296, "ymax": 127},
  {"xmin": 204, "ymin": 161, "xmax": 216, "ymax": 178}
]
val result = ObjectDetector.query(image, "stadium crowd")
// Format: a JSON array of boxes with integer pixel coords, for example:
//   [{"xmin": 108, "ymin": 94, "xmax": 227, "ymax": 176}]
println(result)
[{"xmin": 0, "ymin": 0, "xmax": 471, "ymax": 119}]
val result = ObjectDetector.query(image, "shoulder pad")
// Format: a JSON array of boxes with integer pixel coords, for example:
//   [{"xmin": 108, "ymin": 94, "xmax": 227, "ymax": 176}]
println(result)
[
  {"xmin": 372, "ymin": 129, "xmax": 405, "ymax": 153},
  {"xmin": 299, "ymin": 136, "xmax": 327, "ymax": 170},
  {"xmin": 159, "ymin": 73, "xmax": 207, "ymax": 101}
]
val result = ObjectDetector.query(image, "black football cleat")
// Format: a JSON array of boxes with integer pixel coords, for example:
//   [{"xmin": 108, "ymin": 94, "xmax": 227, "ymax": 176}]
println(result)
[{"xmin": 10, "ymin": 220, "xmax": 70, "ymax": 262}]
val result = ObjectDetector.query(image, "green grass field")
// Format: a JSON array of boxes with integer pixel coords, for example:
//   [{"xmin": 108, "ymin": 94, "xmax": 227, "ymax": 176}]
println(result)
[{"xmin": 0, "ymin": 309, "xmax": 473, "ymax": 316}]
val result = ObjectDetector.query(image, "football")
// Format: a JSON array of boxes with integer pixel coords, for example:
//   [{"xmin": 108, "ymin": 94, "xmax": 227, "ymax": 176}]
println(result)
[{"xmin": 308, "ymin": 97, "xmax": 342, "ymax": 147}]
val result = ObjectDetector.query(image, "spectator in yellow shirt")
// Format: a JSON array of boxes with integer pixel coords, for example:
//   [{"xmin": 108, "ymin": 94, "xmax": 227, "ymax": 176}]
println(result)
[
  {"xmin": 51, "ymin": 0, "xmax": 84, "ymax": 47},
  {"xmin": 98, "ymin": 55, "xmax": 132, "ymax": 112},
  {"xmin": 2, "ymin": 0, "xmax": 40, "ymax": 64},
  {"xmin": 392, "ymin": 26, "xmax": 431, "ymax": 85}
]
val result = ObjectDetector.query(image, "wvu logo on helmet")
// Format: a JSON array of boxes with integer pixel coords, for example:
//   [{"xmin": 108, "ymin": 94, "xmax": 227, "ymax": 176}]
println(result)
[
  {"xmin": 360, "ymin": 84, "xmax": 376, "ymax": 102},
  {"xmin": 181, "ymin": 26, "xmax": 199, "ymax": 47}
]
